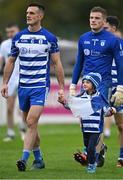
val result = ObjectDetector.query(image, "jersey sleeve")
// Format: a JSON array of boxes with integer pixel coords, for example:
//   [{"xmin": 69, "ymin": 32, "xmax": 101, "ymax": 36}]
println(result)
[
  {"xmin": 112, "ymin": 38, "xmax": 123, "ymax": 85},
  {"xmin": 0, "ymin": 42, "xmax": 6, "ymax": 59},
  {"xmin": 48, "ymin": 35, "xmax": 59, "ymax": 54},
  {"xmin": 72, "ymin": 37, "xmax": 84, "ymax": 84},
  {"xmin": 10, "ymin": 35, "xmax": 19, "ymax": 58}
]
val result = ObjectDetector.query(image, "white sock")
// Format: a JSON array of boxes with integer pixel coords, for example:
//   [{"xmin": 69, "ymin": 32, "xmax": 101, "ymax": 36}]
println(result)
[
  {"xmin": 18, "ymin": 121, "xmax": 27, "ymax": 131},
  {"xmin": 7, "ymin": 129, "xmax": 15, "ymax": 137},
  {"xmin": 104, "ymin": 129, "xmax": 110, "ymax": 137}
]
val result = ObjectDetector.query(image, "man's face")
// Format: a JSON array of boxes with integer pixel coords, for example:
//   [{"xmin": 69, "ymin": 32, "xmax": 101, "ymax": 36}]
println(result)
[
  {"xmin": 6, "ymin": 26, "xmax": 19, "ymax": 39},
  {"xmin": 90, "ymin": 12, "xmax": 105, "ymax": 31},
  {"xmin": 26, "ymin": 6, "xmax": 43, "ymax": 26},
  {"xmin": 104, "ymin": 22, "xmax": 115, "ymax": 33}
]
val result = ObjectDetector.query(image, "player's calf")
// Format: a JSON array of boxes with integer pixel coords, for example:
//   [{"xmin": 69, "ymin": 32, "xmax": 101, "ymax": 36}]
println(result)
[{"xmin": 96, "ymin": 144, "xmax": 107, "ymax": 167}]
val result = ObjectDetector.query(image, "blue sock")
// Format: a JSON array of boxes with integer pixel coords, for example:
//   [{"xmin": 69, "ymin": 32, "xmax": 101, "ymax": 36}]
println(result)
[
  {"xmin": 33, "ymin": 147, "xmax": 42, "ymax": 161},
  {"xmin": 21, "ymin": 150, "xmax": 30, "ymax": 162},
  {"xmin": 119, "ymin": 147, "xmax": 123, "ymax": 159}
]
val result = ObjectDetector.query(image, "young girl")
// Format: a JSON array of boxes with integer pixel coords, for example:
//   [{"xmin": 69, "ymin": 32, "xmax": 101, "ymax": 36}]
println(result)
[{"xmin": 60, "ymin": 72, "xmax": 116, "ymax": 173}]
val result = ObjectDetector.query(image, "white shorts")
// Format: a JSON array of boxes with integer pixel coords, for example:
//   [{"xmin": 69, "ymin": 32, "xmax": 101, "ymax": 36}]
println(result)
[{"xmin": 8, "ymin": 78, "xmax": 18, "ymax": 96}]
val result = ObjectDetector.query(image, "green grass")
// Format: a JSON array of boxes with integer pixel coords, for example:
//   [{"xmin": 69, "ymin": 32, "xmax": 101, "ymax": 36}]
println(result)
[{"xmin": 0, "ymin": 124, "xmax": 123, "ymax": 179}]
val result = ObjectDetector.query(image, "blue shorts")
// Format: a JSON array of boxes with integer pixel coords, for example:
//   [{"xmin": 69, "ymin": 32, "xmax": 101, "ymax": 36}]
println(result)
[
  {"xmin": 98, "ymin": 80, "xmax": 112, "ymax": 101},
  {"xmin": 18, "ymin": 87, "xmax": 49, "ymax": 112}
]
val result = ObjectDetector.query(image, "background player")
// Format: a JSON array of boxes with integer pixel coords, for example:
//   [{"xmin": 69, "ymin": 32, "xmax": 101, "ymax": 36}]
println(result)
[
  {"xmin": 104, "ymin": 15, "xmax": 123, "ymax": 167},
  {"xmin": 0, "ymin": 23, "xmax": 26, "ymax": 141}
]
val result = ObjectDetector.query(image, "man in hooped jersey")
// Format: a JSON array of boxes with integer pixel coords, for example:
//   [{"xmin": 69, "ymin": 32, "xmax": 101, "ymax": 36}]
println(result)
[
  {"xmin": 104, "ymin": 15, "xmax": 123, "ymax": 167},
  {"xmin": 1, "ymin": 3, "xmax": 65, "ymax": 171},
  {"xmin": 69, "ymin": 6, "xmax": 123, "ymax": 167}
]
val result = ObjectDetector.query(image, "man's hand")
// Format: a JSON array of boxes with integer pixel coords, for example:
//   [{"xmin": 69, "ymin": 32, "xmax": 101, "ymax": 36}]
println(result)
[
  {"xmin": 69, "ymin": 84, "xmax": 76, "ymax": 96},
  {"xmin": 105, "ymin": 107, "xmax": 116, "ymax": 117},
  {"xmin": 111, "ymin": 85, "xmax": 123, "ymax": 106},
  {"xmin": 1, "ymin": 83, "xmax": 8, "ymax": 98},
  {"xmin": 58, "ymin": 89, "xmax": 65, "ymax": 104}
]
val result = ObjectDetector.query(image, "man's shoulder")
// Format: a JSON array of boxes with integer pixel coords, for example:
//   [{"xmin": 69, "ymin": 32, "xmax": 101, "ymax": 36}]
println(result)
[
  {"xmin": 103, "ymin": 30, "xmax": 118, "ymax": 40},
  {"xmin": 13, "ymin": 28, "xmax": 28, "ymax": 41},
  {"xmin": 119, "ymin": 37, "xmax": 123, "ymax": 44},
  {"xmin": 78, "ymin": 31, "xmax": 92, "ymax": 42},
  {"xmin": 41, "ymin": 28, "xmax": 57, "ymax": 40},
  {"xmin": 80, "ymin": 31, "xmax": 91, "ymax": 38},
  {"xmin": 1, "ymin": 38, "xmax": 11, "ymax": 47},
  {"xmin": 79, "ymin": 29, "xmax": 117, "ymax": 39}
]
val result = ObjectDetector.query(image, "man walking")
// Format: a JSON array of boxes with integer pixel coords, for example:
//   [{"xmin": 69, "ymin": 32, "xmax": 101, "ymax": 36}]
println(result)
[{"xmin": 1, "ymin": 3, "xmax": 65, "ymax": 171}]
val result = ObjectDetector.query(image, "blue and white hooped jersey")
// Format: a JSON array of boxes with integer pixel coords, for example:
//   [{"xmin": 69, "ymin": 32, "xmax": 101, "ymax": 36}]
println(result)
[
  {"xmin": 112, "ymin": 38, "xmax": 123, "ymax": 88},
  {"xmin": 10, "ymin": 28, "xmax": 59, "ymax": 88},
  {"xmin": 80, "ymin": 91, "xmax": 104, "ymax": 133},
  {"xmin": 111, "ymin": 60, "xmax": 117, "ymax": 88},
  {"xmin": 111, "ymin": 38, "xmax": 123, "ymax": 112}
]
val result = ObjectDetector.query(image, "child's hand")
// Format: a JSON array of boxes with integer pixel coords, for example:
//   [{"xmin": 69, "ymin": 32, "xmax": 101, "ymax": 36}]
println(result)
[{"xmin": 58, "ymin": 97, "xmax": 70, "ymax": 110}]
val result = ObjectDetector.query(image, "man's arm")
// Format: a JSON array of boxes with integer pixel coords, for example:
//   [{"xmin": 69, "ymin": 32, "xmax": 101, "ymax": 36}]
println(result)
[
  {"xmin": 0, "ymin": 42, "xmax": 6, "ymax": 73},
  {"xmin": 0, "ymin": 56, "xmax": 4, "ymax": 72},
  {"xmin": 51, "ymin": 52, "xmax": 64, "ymax": 89},
  {"xmin": 1, "ymin": 56, "xmax": 16, "ymax": 98},
  {"xmin": 69, "ymin": 38, "xmax": 84, "ymax": 96},
  {"xmin": 51, "ymin": 52, "xmax": 65, "ymax": 103}
]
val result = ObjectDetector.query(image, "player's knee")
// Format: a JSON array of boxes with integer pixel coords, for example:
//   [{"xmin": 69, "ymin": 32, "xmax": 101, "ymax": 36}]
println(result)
[
  {"xmin": 7, "ymin": 106, "xmax": 13, "ymax": 114},
  {"xmin": 26, "ymin": 119, "xmax": 37, "ymax": 129}
]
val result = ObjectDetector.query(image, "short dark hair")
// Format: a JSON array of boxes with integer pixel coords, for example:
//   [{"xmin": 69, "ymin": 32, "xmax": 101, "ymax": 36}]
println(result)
[
  {"xmin": 106, "ymin": 16, "xmax": 120, "ymax": 29},
  {"xmin": 6, "ymin": 23, "xmax": 19, "ymax": 29},
  {"xmin": 28, "ymin": 3, "xmax": 45, "ymax": 12},
  {"xmin": 90, "ymin": 6, "xmax": 107, "ymax": 18}
]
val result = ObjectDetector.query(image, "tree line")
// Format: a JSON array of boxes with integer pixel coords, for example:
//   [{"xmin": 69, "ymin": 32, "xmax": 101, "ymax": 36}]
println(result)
[{"xmin": 0, "ymin": 0, "xmax": 123, "ymax": 40}]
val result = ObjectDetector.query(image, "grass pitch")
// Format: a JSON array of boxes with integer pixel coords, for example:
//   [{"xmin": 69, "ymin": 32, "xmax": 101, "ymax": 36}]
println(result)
[{"xmin": 0, "ymin": 124, "xmax": 123, "ymax": 179}]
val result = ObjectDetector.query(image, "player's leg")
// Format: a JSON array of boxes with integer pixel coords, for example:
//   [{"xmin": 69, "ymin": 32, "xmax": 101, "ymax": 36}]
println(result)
[
  {"xmin": 29, "ymin": 87, "xmax": 48, "ymax": 169},
  {"xmin": 13, "ymin": 82, "xmax": 27, "ymax": 140},
  {"xmin": 3, "ymin": 80, "xmax": 18, "ymax": 142},
  {"xmin": 17, "ymin": 105, "xmax": 44, "ymax": 171},
  {"xmin": 114, "ymin": 113, "xmax": 123, "ymax": 167},
  {"xmin": 3, "ymin": 95, "xmax": 16, "ymax": 141},
  {"xmin": 16, "ymin": 111, "xmax": 28, "ymax": 171},
  {"xmin": 17, "ymin": 110, "xmax": 27, "ymax": 141},
  {"xmin": 104, "ymin": 116, "xmax": 113, "ymax": 138},
  {"xmin": 16, "ymin": 87, "xmax": 47, "ymax": 171},
  {"xmin": 31, "ymin": 131, "xmax": 45, "ymax": 170},
  {"xmin": 23, "ymin": 105, "xmax": 43, "ymax": 154},
  {"xmin": 95, "ymin": 133, "xmax": 107, "ymax": 167}
]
